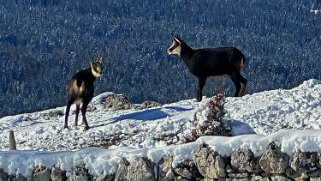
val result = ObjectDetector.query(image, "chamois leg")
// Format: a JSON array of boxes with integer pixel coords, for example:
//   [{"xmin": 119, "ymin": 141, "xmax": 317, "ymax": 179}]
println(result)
[
  {"xmin": 230, "ymin": 72, "xmax": 247, "ymax": 97},
  {"xmin": 81, "ymin": 100, "xmax": 90, "ymax": 130},
  {"xmin": 64, "ymin": 99, "xmax": 74, "ymax": 129},
  {"xmin": 74, "ymin": 104, "xmax": 80, "ymax": 127},
  {"xmin": 197, "ymin": 77, "xmax": 207, "ymax": 102}
]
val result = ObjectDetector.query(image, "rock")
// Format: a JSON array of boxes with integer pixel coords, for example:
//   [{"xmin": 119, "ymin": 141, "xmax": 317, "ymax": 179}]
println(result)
[
  {"xmin": 27, "ymin": 165, "xmax": 51, "ymax": 181},
  {"xmin": 291, "ymin": 151, "xmax": 317, "ymax": 172},
  {"xmin": 158, "ymin": 156, "xmax": 175, "ymax": 181},
  {"xmin": 270, "ymin": 175, "xmax": 292, "ymax": 181},
  {"xmin": 138, "ymin": 101, "xmax": 161, "ymax": 109},
  {"xmin": 41, "ymin": 110, "xmax": 64, "ymax": 120},
  {"xmin": 114, "ymin": 157, "xmax": 155, "ymax": 181},
  {"xmin": 230, "ymin": 149, "xmax": 259, "ymax": 173},
  {"xmin": 10, "ymin": 174, "xmax": 27, "ymax": 181},
  {"xmin": 103, "ymin": 94, "xmax": 132, "ymax": 110},
  {"xmin": 311, "ymin": 177, "xmax": 321, "ymax": 181},
  {"xmin": 95, "ymin": 174, "xmax": 115, "ymax": 181},
  {"xmin": 250, "ymin": 175, "xmax": 270, "ymax": 181},
  {"xmin": 173, "ymin": 160, "xmax": 201, "ymax": 180},
  {"xmin": 259, "ymin": 141, "xmax": 290, "ymax": 174},
  {"xmin": 50, "ymin": 167, "xmax": 67, "ymax": 181},
  {"xmin": 0, "ymin": 168, "xmax": 9, "ymax": 180},
  {"xmin": 70, "ymin": 163, "xmax": 93, "ymax": 181},
  {"xmin": 193, "ymin": 143, "xmax": 226, "ymax": 179}
]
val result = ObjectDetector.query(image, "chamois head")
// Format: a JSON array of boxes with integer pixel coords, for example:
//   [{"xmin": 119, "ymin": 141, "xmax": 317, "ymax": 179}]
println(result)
[
  {"xmin": 167, "ymin": 35, "xmax": 182, "ymax": 55},
  {"xmin": 90, "ymin": 56, "xmax": 103, "ymax": 78}
]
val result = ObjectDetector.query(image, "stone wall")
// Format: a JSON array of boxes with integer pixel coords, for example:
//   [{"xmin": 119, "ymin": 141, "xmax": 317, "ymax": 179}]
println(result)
[{"xmin": 1, "ymin": 141, "xmax": 321, "ymax": 181}]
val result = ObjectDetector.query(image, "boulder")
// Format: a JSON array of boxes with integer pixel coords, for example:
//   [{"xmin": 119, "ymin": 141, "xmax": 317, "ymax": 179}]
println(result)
[
  {"xmin": 158, "ymin": 156, "xmax": 175, "ymax": 181},
  {"xmin": 103, "ymin": 94, "xmax": 132, "ymax": 110},
  {"xmin": 259, "ymin": 141, "xmax": 290, "ymax": 174},
  {"xmin": 230, "ymin": 149, "xmax": 260, "ymax": 173},
  {"xmin": 27, "ymin": 165, "xmax": 51, "ymax": 181},
  {"xmin": 114, "ymin": 157, "xmax": 155, "ymax": 181},
  {"xmin": 193, "ymin": 143, "xmax": 226, "ymax": 179},
  {"xmin": 51, "ymin": 167, "xmax": 67, "ymax": 181}
]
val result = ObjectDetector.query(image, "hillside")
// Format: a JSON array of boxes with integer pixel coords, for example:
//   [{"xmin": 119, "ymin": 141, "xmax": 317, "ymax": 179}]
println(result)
[
  {"xmin": 1, "ymin": 79, "xmax": 321, "ymax": 178},
  {"xmin": 1, "ymin": 0, "xmax": 321, "ymax": 117}
]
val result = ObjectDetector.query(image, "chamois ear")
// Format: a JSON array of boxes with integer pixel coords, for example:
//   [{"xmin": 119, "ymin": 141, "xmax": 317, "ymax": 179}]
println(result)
[
  {"xmin": 99, "ymin": 56, "xmax": 103, "ymax": 63},
  {"xmin": 172, "ymin": 35, "xmax": 181, "ymax": 43}
]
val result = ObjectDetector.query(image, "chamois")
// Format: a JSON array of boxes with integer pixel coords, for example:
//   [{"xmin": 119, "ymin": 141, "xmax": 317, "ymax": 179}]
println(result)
[
  {"xmin": 64, "ymin": 56, "xmax": 103, "ymax": 130},
  {"xmin": 167, "ymin": 35, "xmax": 247, "ymax": 101}
]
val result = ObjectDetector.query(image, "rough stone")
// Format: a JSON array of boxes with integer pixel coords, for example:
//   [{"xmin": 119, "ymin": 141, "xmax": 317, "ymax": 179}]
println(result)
[
  {"xmin": 114, "ymin": 157, "xmax": 155, "ymax": 181},
  {"xmin": 103, "ymin": 94, "xmax": 132, "ymax": 110},
  {"xmin": 250, "ymin": 175, "xmax": 270, "ymax": 181},
  {"xmin": 10, "ymin": 174, "xmax": 27, "ymax": 181},
  {"xmin": 311, "ymin": 177, "xmax": 321, "ymax": 181},
  {"xmin": 27, "ymin": 165, "xmax": 51, "ymax": 181},
  {"xmin": 290, "ymin": 151, "xmax": 318, "ymax": 173},
  {"xmin": 0, "ymin": 168, "xmax": 9, "ymax": 181},
  {"xmin": 50, "ymin": 167, "xmax": 67, "ymax": 181},
  {"xmin": 230, "ymin": 149, "xmax": 259, "ymax": 173},
  {"xmin": 95, "ymin": 174, "xmax": 115, "ymax": 181},
  {"xmin": 193, "ymin": 143, "xmax": 226, "ymax": 179},
  {"xmin": 158, "ymin": 156, "xmax": 175, "ymax": 181},
  {"xmin": 137, "ymin": 101, "xmax": 161, "ymax": 109},
  {"xmin": 41, "ymin": 110, "xmax": 64, "ymax": 120},
  {"xmin": 174, "ymin": 160, "xmax": 202, "ymax": 180},
  {"xmin": 270, "ymin": 175, "xmax": 292, "ymax": 181},
  {"xmin": 70, "ymin": 163, "xmax": 93, "ymax": 181},
  {"xmin": 259, "ymin": 141, "xmax": 290, "ymax": 174}
]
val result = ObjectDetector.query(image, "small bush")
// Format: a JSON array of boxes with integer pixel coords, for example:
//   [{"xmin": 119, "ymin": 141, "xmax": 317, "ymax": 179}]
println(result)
[{"xmin": 185, "ymin": 92, "xmax": 231, "ymax": 142}]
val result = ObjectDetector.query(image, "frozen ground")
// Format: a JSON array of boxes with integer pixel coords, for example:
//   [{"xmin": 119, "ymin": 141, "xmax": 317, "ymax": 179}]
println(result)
[{"xmin": 1, "ymin": 79, "xmax": 321, "ymax": 176}]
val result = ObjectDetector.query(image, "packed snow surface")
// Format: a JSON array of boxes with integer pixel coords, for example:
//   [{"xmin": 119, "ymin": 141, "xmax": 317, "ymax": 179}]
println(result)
[{"xmin": 1, "ymin": 79, "xmax": 321, "ymax": 176}]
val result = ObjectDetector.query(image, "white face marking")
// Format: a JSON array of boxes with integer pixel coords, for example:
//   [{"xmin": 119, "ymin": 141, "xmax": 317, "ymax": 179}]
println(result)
[
  {"xmin": 167, "ymin": 38, "xmax": 181, "ymax": 55},
  {"xmin": 90, "ymin": 62, "xmax": 103, "ymax": 78}
]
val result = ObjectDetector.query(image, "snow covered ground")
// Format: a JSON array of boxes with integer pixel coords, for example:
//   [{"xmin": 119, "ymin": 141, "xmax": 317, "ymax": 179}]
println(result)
[{"xmin": 1, "ymin": 79, "xmax": 321, "ymax": 176}]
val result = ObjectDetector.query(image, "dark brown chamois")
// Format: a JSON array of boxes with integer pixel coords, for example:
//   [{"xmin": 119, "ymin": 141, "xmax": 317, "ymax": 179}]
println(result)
[
  {"xmin": 167, "ymin": 35, "xmax": 247, "ymax": 101},
  {"xmin": 64, "ymin": 56, "xmax": 103, "ymax": 130}
]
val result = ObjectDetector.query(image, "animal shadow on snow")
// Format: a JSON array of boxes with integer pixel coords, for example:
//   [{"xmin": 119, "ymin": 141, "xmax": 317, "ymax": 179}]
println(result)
[
  {"xmin": 113, "ymin": 106, "xmax": 192, "ymax": 122},
  {"xmin": 89, "ymin": 106, "xmax": 193, "ymax": 129}
]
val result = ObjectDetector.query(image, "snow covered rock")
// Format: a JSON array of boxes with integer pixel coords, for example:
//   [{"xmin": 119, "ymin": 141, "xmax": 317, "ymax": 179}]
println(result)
[
  {"xmin": 50, "ymin": 167, "xmax": 67, "ymax": 181},
  {"xmin": 114, "ymin": 157, "xmax": 155, "ymax": 181},
  {"xmin": 259, "ymin": 141, "xmax": 290, "ymax": 174},
  {"xmin": 230, "ymin": 148, "xmax": 259, "ymax": 173},
  {"xmin": 27, "ymin": 165, "xmax": 51, "ymax": 181},
  {"xmin": 193, "ymin": 143, "xmax": 226, "ymax": 179},
  {"xmin": 103, "ymin": 94, "xmax": 133, "ymax": 110},
  {"xmin": 138, "ymin": 101, "xmax": 161, "ymax": 109},
  {"xmin": 158, "ymin": 156, "xmax": 175, "ymax": 181}
]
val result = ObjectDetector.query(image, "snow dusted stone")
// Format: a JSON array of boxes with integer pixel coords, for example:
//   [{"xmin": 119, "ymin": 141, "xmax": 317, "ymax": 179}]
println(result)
[
  {"xmin": 0, "ymin": 168, "xmax": 9, "ymax": 180},
  {"xmin": 311, "ymin": 177, "xmax": 321, "ymax": 181},
  {"xmin": 137, "ymin": 101, "xmax": 161, "ymax": 109},
  {"xmin": 95, "ymin": 174, "xmax": 115, "ymax": 181},
  {"xmin": 290, "ymin": 151, "xmax": 318, "ymax": 174},
  {"xmin": 174, "ymin": 160, "xmax": 201, "ymax": 180},
  {"xmin": 259, "ymin": 141, "xmax": 290, "ymax": 174},
  {"xmin": 270, "ymin": 175, "xmax": 292, "ymax": 181},
  {"xmin": 230, "ymin": 148, "xmax": 259, "ymax": 173},
  {"xmin": 50, "ymin": 167, "xmax": 67, "ymax": 181},
  {"xmin": 27, "ymin": 165, "xmax": 51, "ymax": 181},
  {"xmin": 114, "ymin": 157, "xmax": 155, "ymax": 181},
  {"xmin": 41, "ymin": 110, "xmax": 64, "ymax": 120},
  {"xmin": 193, "ymin": 143, "xmax": 226, "ymax": 179},
  {"xmin": 158, "ymin": 156, "xmax": 175, "ymax": 181},
  {"xmin": 103, "ymin": 94, "xmax": 132, "ymax": 110},
  {"xmin": 70, "ymin": 163, "xmax": 93, "ymax": 181}
]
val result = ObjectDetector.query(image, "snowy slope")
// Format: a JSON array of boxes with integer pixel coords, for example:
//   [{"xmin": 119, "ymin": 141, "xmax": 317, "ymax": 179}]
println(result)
[{"xmin": 1, "ymin": 79, "xmax": 321, "ymax": 176}]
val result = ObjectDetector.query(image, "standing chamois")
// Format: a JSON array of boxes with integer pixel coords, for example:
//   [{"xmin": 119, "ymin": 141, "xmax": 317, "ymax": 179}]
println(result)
[
  {"xmin": 64, "ymin": 56, "xmax": 103, "ymax": 130},
  {"xmin": 167, "ymin": 35, "xmax": 247, "ymax": 101}
]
